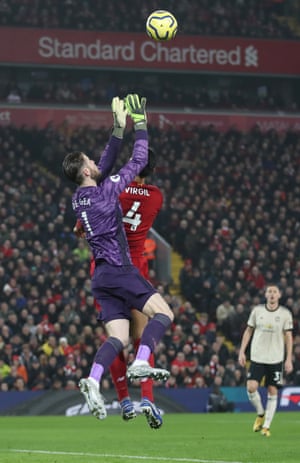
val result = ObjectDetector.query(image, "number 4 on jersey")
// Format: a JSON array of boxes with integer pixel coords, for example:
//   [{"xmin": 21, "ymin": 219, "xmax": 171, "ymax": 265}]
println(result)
[{"xmin": 123, "ymin": 201, "xmax": 142, "ymax": 231}]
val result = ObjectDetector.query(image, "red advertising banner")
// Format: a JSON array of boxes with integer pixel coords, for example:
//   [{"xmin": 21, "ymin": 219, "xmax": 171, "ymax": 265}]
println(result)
[
  {"xmin": 0, "ymin": 27, "xmax": 300, "ymax": 75},
  {"xmin": 1, "ymin": 105, "xmax": 300, "ymax": 133}
]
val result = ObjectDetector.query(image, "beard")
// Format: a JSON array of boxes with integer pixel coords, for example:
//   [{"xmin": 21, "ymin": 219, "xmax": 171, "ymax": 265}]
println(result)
[{"xmin": 90, "ymin": 168, "xmax": 101, "ymax": 183}]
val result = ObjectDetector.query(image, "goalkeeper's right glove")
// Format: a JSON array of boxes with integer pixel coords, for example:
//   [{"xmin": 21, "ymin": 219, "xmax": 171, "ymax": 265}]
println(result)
[
  {"xmin": 112, "ymin": 96, "xmax": 127, "ymax": 138},
  {"xmin": 124, "ymin": 94, "xmax": 147, "ymax": 131}
]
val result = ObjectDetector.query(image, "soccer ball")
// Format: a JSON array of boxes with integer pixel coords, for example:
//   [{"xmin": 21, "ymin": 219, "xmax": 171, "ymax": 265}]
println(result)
[{"xmin": 146, "ymin": 10, "xmax": 178, "ymax": 41}]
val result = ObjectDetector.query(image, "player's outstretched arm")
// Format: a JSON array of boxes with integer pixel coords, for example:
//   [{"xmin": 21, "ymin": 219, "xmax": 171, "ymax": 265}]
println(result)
[
  {"xmin": 98, "ymin": 97, "xmax": 128, "ymax": 180},
  {"xmin": 104, "ymin": 94, "xmax": 148, "ymax": 199}
]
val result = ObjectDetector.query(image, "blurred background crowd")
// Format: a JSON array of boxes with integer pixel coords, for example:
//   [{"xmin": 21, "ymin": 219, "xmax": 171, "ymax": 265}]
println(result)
[
  {"xmin": 2, "ymin": 68, "xmax": 299, "ymax": 112},
  {"xmin": 1, "ymin": 121, "xmax": 300, "ymax": 392},
  {"xmin": 1, "ymin": 0, "xmax": 300, "ymax": 394},
  {"xmin": 0, "ymin": 0, "xmax": 298, "ymax": 37}
]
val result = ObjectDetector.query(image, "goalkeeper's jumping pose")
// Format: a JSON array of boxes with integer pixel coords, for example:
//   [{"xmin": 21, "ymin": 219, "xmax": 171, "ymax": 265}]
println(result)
[
  {"xmin": 62, "ymin": 94, "xmax": 173, "ymax": 426},
  {"xmin": 74, "ymin": 147, "xmax": 164, "ymax": 428}
]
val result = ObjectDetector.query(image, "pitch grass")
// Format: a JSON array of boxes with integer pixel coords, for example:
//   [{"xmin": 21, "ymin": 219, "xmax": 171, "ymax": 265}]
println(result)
[{"xmin": 0, "ymin": 413, "xmax": 299, "ymax": 463}]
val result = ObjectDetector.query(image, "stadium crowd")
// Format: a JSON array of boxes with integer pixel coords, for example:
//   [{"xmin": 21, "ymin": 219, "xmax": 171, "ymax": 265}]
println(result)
[
  {"xmin": 2, "ymin": 70, "xmax": 298, "ymax": 113},
  {"xmin": 1, "ymin": 120, "xmax": 300, "ymax": 393},
  {"xmin": 0, "ymin": 0, "xmax": 297, "ymax": 38}
]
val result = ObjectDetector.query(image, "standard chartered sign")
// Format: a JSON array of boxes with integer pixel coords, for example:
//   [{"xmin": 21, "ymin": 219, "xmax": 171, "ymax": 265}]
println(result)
[
  {"xmin": 141, "ymin": 41, "xmax": 242, "ymax": 65},
  {"xmin": 38, "ymin": 36, "xmax": 135, "ymax": 60},
  {"xmin": 38, "ymin": 36, "xmax": 258, "ymax": 68}
]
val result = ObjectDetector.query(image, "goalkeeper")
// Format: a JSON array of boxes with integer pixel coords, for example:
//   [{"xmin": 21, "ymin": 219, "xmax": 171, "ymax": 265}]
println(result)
[
  {"xmin": 74, "ymin": 146, "xmax": 164, "ymax": 429},
  {"xmin": 62, "ymin": 94, "xmax": 174, "ymax": 424}
]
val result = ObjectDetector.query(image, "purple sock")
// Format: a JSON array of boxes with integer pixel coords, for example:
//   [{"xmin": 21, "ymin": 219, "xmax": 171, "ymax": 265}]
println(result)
[
  {"xmin": 89, "ymin": 337, "xmax": 123, "ymax": 380},
  {"xmin": 136, "ymin": 344, "xmax": 151, "ymax": 361},
  {"xmin": 139, "ymin": 313, "xmax": 171, "ymax": 353},
  {"xmin": 89, "ymin": 363, "xmax": 104, "ymax": 382}
]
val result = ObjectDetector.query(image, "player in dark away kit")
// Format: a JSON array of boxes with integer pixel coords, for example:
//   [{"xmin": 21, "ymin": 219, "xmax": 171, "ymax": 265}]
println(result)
[
  {"xmin": 75, "ymin": 148, "xmax": 165, "ymax": 428},
  {"xmin": 63, "ymin": 94, "xmax": 173, "ymax": 425}
]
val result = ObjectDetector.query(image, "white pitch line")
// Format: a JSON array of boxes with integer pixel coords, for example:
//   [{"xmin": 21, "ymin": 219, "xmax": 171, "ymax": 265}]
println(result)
[{"xmin": 9, "ymin": 449, "xmax": 243, "ymax": 463}]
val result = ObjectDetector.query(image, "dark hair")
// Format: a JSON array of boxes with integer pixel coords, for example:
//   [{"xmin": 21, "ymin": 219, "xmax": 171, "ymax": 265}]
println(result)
[
  {"xmin": 62, "ymin": 151, "xmax": 85, "ymax": 184},
  {"xmin": 139, "ymin": 147, "xmax": 156, "ymax": 178},
  {"xmin": 265, "ymin": 283, "xmax": 282, "ymax": 292}
]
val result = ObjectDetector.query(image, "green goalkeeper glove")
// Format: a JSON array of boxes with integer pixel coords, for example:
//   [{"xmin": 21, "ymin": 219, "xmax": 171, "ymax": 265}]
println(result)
[
  {"xmin": 124, "ymin": 94, "xmax": 147, "ymax": 131},
  {"xmin": 112, "ymin": 96, "xmax": 127, "ymax": 138}
]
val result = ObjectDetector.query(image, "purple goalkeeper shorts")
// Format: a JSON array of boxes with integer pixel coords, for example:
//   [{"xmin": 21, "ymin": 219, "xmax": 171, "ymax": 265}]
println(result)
[{"xmin": 92, "ymin": 261, "xmax": 157, "ymax": 324}]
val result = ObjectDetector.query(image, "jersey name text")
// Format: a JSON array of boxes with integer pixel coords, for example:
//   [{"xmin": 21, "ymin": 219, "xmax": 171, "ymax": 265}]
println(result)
[{"xmin": 124, "ymin": 187, "xmax": 150, "ymax": 196}]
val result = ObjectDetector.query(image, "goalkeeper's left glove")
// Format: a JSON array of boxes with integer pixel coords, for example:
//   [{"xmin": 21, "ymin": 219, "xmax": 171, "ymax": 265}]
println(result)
[
  {"xmin": 112, "ymin": 96, "xmax": 127, "ymax": 138},
  {"xmin": 124, "ymin": 94, "xmax": 147, "ymax": 131}
]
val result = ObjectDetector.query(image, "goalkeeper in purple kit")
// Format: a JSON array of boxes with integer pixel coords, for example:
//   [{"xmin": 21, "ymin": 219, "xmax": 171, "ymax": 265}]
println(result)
[{"xmin": 62, "ymin": 94, "xmax": 174, "ymax": 422}]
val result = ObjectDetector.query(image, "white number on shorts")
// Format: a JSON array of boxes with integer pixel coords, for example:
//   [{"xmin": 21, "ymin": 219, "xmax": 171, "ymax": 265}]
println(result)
[
  {"xmin": 123, "ymin": 201, "xmax": 142, "ymax": 231},
  {"xmin": 273, "ymin": 371, "xmax": 282, "ymax": 384}
]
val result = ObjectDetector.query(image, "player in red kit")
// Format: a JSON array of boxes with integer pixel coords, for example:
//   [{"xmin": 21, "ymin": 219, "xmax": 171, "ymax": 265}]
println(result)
[
  {"xmin": 115, "ymin": 147, "xmax": 163, "ymax": 426},
  {"xmin": 74, "ymin": 148, "xmax": 164, "ymax": 428}
]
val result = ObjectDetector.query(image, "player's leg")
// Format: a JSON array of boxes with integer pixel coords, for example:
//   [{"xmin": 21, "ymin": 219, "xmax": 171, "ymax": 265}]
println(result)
[
  {"xmin": 79, "ymin": 317, "xmax": 130, "ymax": 420},
  {"xmin": 89, "ymin": 258, "xmax": 135, "ymax": 420},
  {"xmin": 108, "ymin": 312, "xmax": 154, "ymax": 421},
  {"xmin": 261, "ymin": 386, "xmax": 277, "ymax": 437},
  {"xmin": 109, "ymin": 351, "xmax": 128, "ymax": 402},
  {"xmin": 131, "ymin": 308, "xmax": 163, "ymax": 428},
  {"xmin": 127, "ymin": 292, "xmax": 174, "ymax": 381},
  {"xmin": 131, "ymin": 309, "xmax": 154, "ymax": 402},
  {"xmin": 246, "ymin": 362, "xmax": 265, "ymax": 432},
  {"xmin": 261, "ymin": 363, "xmax": 282, "ymax": 437},
  {"xmin": 109, "ymin": 349, "xmax": 137, "ymax": 421},
  {"xmin": 95, "ymin": 266, "xmax": 172, "ymax": 427},
  {"xmin": 130, "ymin": 257, "xmax": 155, "ymax": 399}
]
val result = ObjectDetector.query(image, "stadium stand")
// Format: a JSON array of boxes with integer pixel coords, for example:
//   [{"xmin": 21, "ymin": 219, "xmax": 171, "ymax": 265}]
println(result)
[
  {"xmin": 0, "ymin": 0, "xmax": 298, "ymax": 38},
  {"xmin": 1, "ymin": 68, "xmax": 299, "ymax": 112},
  {"xmin": 0, "ymin": 121, "xmax": 300, "ymax": 391},
  {"xmin": 1, "ymin": 0, "xmax": 300, "ymax": 391}
]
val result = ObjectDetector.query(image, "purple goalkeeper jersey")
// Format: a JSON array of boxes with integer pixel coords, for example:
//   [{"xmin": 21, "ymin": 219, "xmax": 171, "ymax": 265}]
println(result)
[{"xmin": 72, "ymin": 131, "xmax": 148, "ymax": 266}]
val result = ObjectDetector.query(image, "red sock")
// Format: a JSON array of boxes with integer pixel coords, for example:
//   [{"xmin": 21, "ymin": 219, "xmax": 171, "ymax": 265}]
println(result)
[
  {"xmin": 109, "ymin": 351, "xmax": 129, "ymax": 402},
  {"xmin": 134, "ymin": 338, "xmax": 154, "ymax": 402}
]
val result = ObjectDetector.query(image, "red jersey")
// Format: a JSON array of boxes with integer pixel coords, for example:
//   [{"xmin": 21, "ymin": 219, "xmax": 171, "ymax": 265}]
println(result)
[
  {"xmin": 119, "ymin": 181, "xmax": 163, "ymax": 276},
  {"xmin": 87, "ymin": 181, "xmax": 163, "ymax": 279}
]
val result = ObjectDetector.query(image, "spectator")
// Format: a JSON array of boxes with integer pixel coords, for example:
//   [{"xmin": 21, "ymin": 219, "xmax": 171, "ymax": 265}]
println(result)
[
  {"xmin": 183, "ymin": 359, "xmax": 204, "ymax": 388},
  {"xmin": 58, "ymin": 337, "xmax": 74, "ymax": 357},
  {"xmin": 40, "ymin": 335, "xmax": 57, "ymax": 356},
  {"xmin": 6, "ymin": 89, "xmax": 22, "ymax": 104},
  {"xmin": 196, "ymin": 312, "xmax": 216, "ymax": 342},
  {"xmin": 207, "ymin": 375, "xmax": 235, "ymax": 412},
  {"xmin": 179, "ymin": 259, "xmax": 194, "ymax": 300},
  {"xmin": 216, "ymin": 300, "xmax": 235, "ymax": 336},
  {"xmin": 20, "ymin": 343, "xmax": 37, "ymax": 374},
  {"xmin": 0, "ymin": 356, "xmax": 11, "ymax": 380},
  {"xmin": 226, "ymin": 303, "xmax": 249, "ymax": 345},
  {"xmin": 11, "ymin": 355, "xmax": 28, "ymax": 384},
  {"xmin": 171, "ymin": 351, "xmax": 191, "ymax": 374}
]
